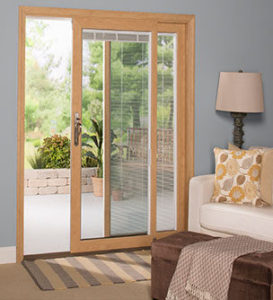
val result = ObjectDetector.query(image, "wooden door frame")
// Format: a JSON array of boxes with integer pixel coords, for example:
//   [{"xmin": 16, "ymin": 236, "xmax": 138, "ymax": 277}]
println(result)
[{"xmin": 17, "ymin": 6, "xmax": 195, "ymax": 262}]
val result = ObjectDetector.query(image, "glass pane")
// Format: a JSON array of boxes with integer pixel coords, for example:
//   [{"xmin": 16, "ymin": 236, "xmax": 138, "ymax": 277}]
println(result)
[
  {"xmin": 80, "ymin": 30, "xmax": 150, "ymax": 239},
  {"xmin": 24, "ymin": 18, "xmax": 72, "ymax": 254},
  {"xmin": 81, "ymin": 36, "xmax": 104, "ymax": 239},
  {"xmin": 156, "ymin": 34, "xmax": 176, "ymax": 231},
  {"xmin": 110, "ymin": 36, "xmax": 150, "ymax": 236}
]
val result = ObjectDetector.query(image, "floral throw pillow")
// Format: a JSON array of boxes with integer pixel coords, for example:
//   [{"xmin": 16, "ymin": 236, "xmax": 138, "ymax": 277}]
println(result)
[{"xmin": 211, "ymin": 148, "xmax": 265, "ymax": 206}]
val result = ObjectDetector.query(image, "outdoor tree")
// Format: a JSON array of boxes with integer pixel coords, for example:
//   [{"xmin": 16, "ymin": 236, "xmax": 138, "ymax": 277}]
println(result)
[
  {"xmin": 25, "ymin": 20, "xmax": 175, "ymax": 168},
  {"xmin": 25, "ymin": 19, "xmax": 71, "ymax": 142}
]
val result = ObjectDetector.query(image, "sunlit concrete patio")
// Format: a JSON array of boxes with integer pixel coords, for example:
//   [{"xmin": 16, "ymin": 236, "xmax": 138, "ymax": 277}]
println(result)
[{"xmin": 24, "ymin": 192, "xmax": 175, "ymax": 255}]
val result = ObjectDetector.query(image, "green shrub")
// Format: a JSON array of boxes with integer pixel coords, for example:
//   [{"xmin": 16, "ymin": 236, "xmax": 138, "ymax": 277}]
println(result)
[
  {"xmin": 32, "ymin": 138, "xmax": 41, "ymax": 148},
  {"xmin": 81, "ymin": 149, "xmax": 98, "ymax": 168},
  {"xmin": 27, "ymin": 151, "xmax": 46, "ymax": 169},
  {"xmin": 28, "ymin": 134, "xmax": 99, "ymax": 169},
  {"xmin": 39, "ymin": 135, "xmax": 70, "ymax": 168}
]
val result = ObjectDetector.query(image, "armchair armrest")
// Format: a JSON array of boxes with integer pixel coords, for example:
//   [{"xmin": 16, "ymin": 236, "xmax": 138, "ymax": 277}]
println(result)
[{"xmin": 188, "ymin": 174, "xmax": 214, "ymax": 233}]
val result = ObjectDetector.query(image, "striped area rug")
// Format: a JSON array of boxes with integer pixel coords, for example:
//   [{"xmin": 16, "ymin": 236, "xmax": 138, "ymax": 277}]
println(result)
[{"xmin": 22, "ymin": 250, "xmax": 151, "ymax": 291}]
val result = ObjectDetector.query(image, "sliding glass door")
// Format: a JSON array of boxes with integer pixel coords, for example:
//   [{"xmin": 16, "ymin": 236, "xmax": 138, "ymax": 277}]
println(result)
[
  {"xmin": 69, "ymin": 16, "xmax": 187, "ymax": 254},
  {"xmin": 80, "ymin": 30, "xmax": 150, "ymax": 240},
  {"xmin": 18, "ymin": 7, "xmax": 194, "ymax": 262}
]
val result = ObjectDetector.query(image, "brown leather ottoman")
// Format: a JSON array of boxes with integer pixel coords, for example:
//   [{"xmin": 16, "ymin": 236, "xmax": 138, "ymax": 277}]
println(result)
[{"xmin": 151, "ymin": 231, "xmax": 273, "ymax": 300}]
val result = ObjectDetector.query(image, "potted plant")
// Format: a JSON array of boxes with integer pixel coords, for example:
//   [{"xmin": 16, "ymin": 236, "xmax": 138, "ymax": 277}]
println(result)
[
  {"xmin": 111, "ymin": 183, "xmax": 124, "ymax": 201},
  {"xmin": 82, "ymin": 119, "xmax": 103, "ymax": 197},
  {"xmin": 111, "ymin": 163, "xmax": 124, "ymax": 201}
]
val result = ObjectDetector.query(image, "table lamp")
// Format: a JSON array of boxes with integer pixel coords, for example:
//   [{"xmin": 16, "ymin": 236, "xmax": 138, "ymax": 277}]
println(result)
[{"xmin": 216, "ymin": 71, "xmax": 264, "ymax": 148}]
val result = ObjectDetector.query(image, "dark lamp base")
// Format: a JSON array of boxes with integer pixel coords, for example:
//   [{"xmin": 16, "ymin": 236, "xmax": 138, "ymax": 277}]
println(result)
[{"xmin": 231, "ymin": 112, "xmax": 247, "ymax": 149}]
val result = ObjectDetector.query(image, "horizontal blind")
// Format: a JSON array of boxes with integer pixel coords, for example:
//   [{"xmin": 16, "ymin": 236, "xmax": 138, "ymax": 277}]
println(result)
[
  {"xmin": 83, "ymin": 29, "xmax": 149, "ymax": 43},
  {"xmin": 156, "ymin": 33, "xmax": 176, "ymax": 231},
  {"xmin": 109, "ymin": 33, "xmax": 150, "ymax": 236}
]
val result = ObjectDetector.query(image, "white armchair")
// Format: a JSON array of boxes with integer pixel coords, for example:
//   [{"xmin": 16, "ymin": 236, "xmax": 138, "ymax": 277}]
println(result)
[{"xmin": 188, "ymin": 175, "xmax": 273, "ymax": 242}]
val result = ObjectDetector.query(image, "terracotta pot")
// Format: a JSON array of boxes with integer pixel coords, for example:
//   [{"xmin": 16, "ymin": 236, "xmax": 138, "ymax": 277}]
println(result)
[
  {"xmin": 112, "ymin": 189, "xmax": 123, "ymax": 201},
  {"xmin": 91, "ymin": 177, "xmax": 103, "ymax": 197}
]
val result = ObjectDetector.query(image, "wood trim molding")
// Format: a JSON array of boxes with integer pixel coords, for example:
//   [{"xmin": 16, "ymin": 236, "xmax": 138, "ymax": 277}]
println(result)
[
  {"xmin": 70, "ymin": 19, "xmax": 82, "ymax": 253},
  {"xmin": 74, "ymin": 16, "xmax": 156, "ymax": 32},
  {"xmin": 184, "ymin": 17, "xmax": 195, "ymax": 229},
  {"xmin": 176, "ymin": 25, "xmax": 187, "ymax": 231},
  {"xmin": 17, "ymin": 7, "xmax": 26, "ymax": 263},
  {"xmin": 71, "ymin": 235, "xmax": 153, "ymax": 253},
  {"xmin": 17, "ymin": 6, "xmax": 195, "ymax": 261}
]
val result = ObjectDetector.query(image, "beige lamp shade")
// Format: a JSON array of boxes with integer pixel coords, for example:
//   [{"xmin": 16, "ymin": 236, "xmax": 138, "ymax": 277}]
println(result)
[{"xmin": 216, "ymin": 72, "xmax": 264, "ymax": 113}]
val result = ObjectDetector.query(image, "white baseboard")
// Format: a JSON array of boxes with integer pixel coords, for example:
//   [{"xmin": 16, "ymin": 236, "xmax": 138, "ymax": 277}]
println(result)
[{"xmin": 0, "ymin": 246, "xmax": 16, "ymax": 264}]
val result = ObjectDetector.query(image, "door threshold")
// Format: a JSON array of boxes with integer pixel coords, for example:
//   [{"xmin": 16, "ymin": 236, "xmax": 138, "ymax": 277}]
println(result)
[
  {"xmin": 24, "ymin": 251, "xmax": 71, "ymax": 261},
  {"xmin": 23, "ymin": 246, "xmax": 150, "ymax": 261}
]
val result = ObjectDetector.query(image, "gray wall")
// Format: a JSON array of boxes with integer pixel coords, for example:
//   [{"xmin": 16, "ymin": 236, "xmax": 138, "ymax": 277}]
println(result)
[{"xmin": 1, "ymin": 0, "xmax": 272, "ymax": 247}]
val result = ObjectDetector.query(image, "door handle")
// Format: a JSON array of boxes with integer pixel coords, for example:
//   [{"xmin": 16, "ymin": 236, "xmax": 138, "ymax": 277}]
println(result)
[{"xmin": 74, "ymin": 113, "xmax": 82, "ymax": 146}]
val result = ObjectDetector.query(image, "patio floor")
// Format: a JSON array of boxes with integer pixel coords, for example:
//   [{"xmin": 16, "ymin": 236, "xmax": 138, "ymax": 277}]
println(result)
[{"xmin": 24, "ymin": 192, "xmax": 175, "ymax": 255}]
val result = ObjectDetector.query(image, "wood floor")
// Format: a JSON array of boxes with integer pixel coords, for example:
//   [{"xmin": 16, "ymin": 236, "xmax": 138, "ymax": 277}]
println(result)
[{"xmin": 0, "ymin": 262, "xmax": 151, "ymax": 300}]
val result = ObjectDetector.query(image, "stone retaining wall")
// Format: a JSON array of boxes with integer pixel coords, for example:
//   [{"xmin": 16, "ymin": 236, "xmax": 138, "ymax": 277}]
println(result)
[{"xmin": 24, "ymin": 168, "xmax": 96, "ymax": 196}]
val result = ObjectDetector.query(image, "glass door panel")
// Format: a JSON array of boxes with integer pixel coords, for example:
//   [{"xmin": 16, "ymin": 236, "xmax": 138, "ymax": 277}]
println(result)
[
  {"xmin": 156, "ymin": 33, "xmax": 176, "ymax": 231},
  {"xmin": 24, "ymin": 18, "xmax": 72, "ymax": 254},
  {"xmin": 110, "ymin": 35, "xmax": 150, "ymax": 236},
  {"xmin": 81, "ymin": 35, "xmax": 104, "ymax": 239},
  {"xmin": 80, "ymin": 30, "xmax": 150, "ymax": 239}
]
